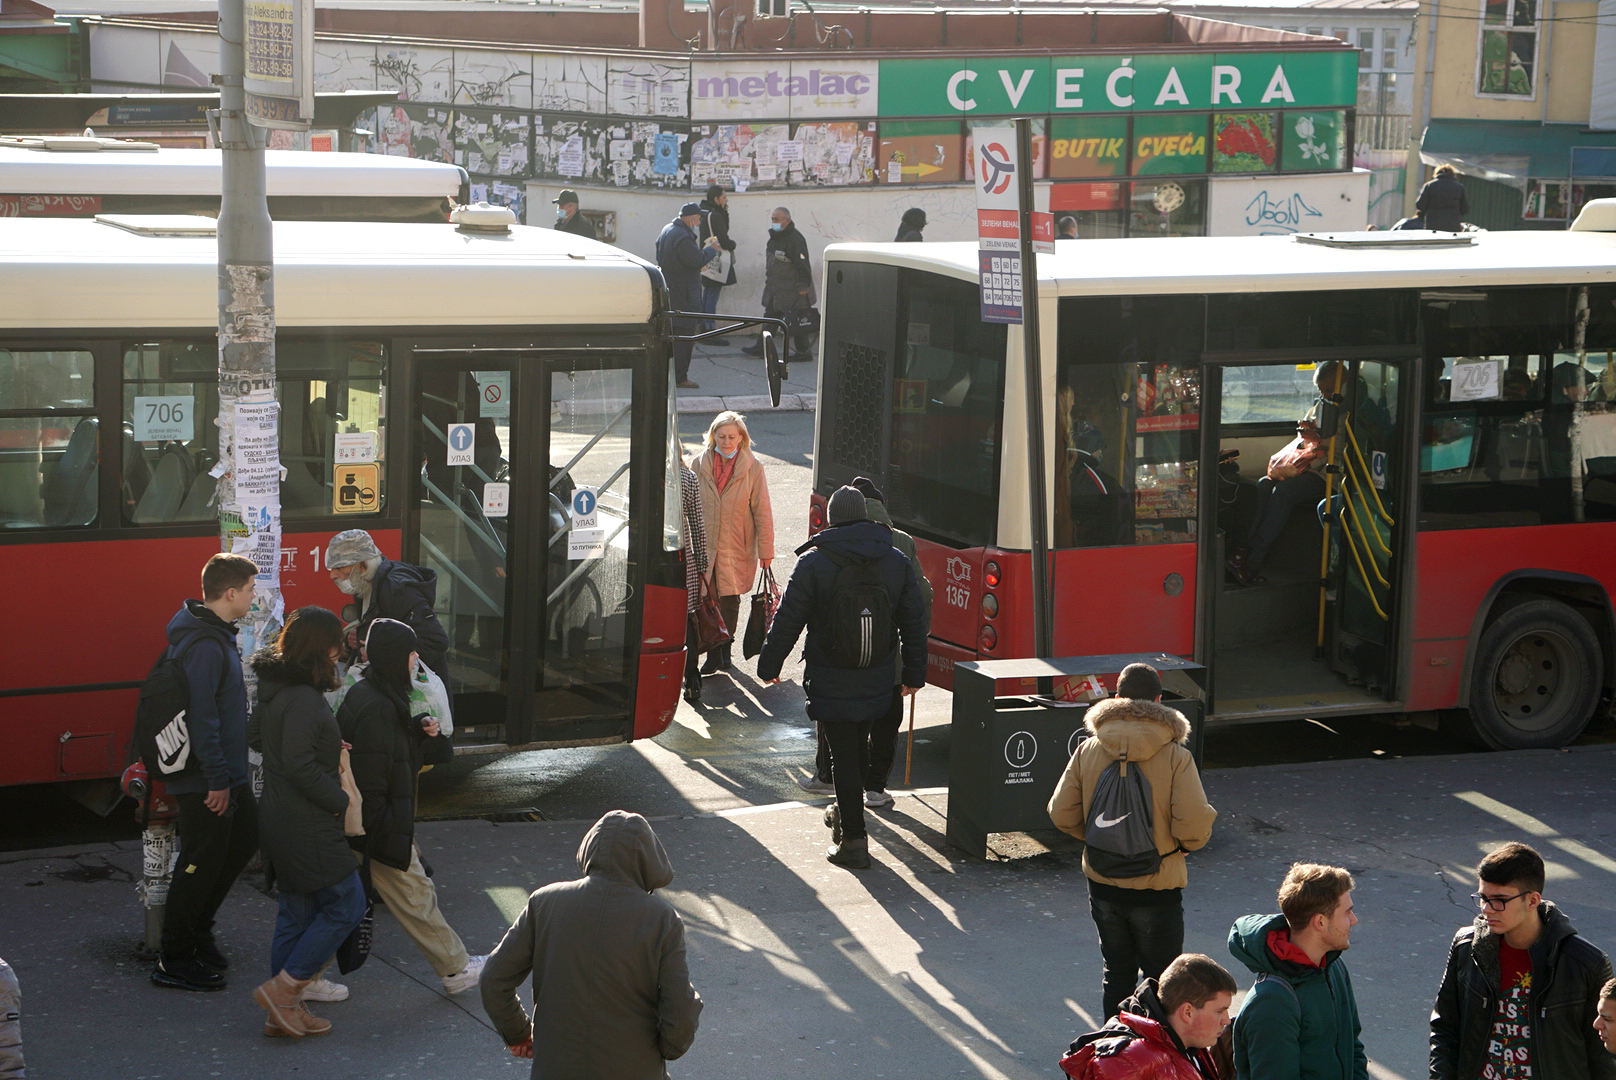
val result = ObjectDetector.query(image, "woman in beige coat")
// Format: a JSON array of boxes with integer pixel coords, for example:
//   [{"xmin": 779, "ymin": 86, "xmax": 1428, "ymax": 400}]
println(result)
[{"xmin": 690, "ymin": 411, "xmax": 774, "ymax": 674}]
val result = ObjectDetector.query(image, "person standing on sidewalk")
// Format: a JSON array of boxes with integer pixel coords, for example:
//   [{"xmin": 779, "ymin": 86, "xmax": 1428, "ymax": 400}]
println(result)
[
  {"xmin": 1228, "ymin": 862, "xmax": 1368, "ymax": 1080},
  {"xmin": 758, "ymin": 485, "xmax": 927, "ymax": 869},
  {"xmin": 1059, "ymin": 953, "xmax": 1236, "ymax": 1080},
  {"xmin": 743, "ymin": 206, "xmax": 815, "ymax": 363},
  {"xmin": 697, "ymin": 184, "xmax": 736, "ymax": 331},
  {"xmin": 248, "ymin": 605, "xmax": 366, "ymax": 1039},
  {"xmin": 1047, "ymin": 662, "xmax": 1217, "ymax": 1019},
  {"xmin": 481, "ymin": 811, "xmax": 702, "ymax": 1077},
  {"xmin": 797, "ymin": 475, "xmax": 932, "ymax": 807},
  {"xmin": 656, "ymin": 201, "xmax": 721, "ymax": 391},
  {"xmin": 691, "ymin": 411, "xmax": 774, "ymax": 677},
  {"xmin": 552, "ymin": 189, "xmax": 596, "ymax": 240},
  {"xmin": 151, "ymin": 552, "xmax": 261, "ymax": 993},
  {"xmin": 337, "ymin": 619, "xmax": 486, "ymax": 997},
  {"xmin": 1431, "ymin": 841, "xmax": 1616, "ymax": 1080}
]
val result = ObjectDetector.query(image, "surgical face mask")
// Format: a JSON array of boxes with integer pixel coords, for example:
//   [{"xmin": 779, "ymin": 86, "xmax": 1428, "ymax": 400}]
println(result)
[
  {"xmin": 769, "ymin": 222, "xmax": 784, "ymax": 232},
  {"xmin": 717, "ymin": 445, "xmax": 738, "ymax": 459},
  {"xmin": 335, "ymin": 575, "xmax": 357, "ymax": 595},
  {"xmin": 556, "ymin": 207, "xmax": 568, "ymax": 221}
]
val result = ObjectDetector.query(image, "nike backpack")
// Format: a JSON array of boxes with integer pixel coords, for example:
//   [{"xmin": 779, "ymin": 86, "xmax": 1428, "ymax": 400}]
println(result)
[
  {"xmin": 1082, "ymin": 751, "xmax": 1160, "ymax": 878},
  {"xmin": 820, "ymin": 549, "xmax": 894, "ymax": 669},
  {"xmin": 133, "ymin": 641, "xmax": 203, "ymax": 780}
]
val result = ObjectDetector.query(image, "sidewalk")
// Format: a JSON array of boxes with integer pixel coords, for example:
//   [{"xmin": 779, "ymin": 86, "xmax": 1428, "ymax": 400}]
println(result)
[
  {"xmin": 9, "ymin": 744, "xmax": 1616, "ymax": 1079},
  {"xmin": 675, "ymin": 333, "xmax": 818, "ymax": 413}
]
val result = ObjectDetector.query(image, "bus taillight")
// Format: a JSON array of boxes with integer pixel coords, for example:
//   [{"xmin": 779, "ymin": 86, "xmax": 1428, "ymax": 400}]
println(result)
[
  {"xmin": 808, "ymin": 500, "xmax": 826, "ymax": 535},
  {"xmin": 979, "ymin": 624, "xmax": 998, "ymax": 651},
  {"xmin": 984, "ymin": 560, "xmax": 1002, "ymax": 589},
  {"xmin": 981, "ymin": 594, "xmax": 999, "ymax": 618}
]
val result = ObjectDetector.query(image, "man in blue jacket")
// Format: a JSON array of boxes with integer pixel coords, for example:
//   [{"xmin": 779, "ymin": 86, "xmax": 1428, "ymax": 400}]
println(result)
[
  {"xmin": 152, "ymin": 552, "xmax": 260, "ymax": 993},
  {"xmin": 758, "ymin": 486, "xmax": 927, "ymax": 869},
  {"xmin": 655, "ymin": 201, "xmax": 721, "ymax": 390}
]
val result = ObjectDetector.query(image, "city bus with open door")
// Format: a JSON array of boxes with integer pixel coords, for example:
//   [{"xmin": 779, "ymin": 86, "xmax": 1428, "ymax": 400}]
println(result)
[
  {"xmin": 0, "ymin": 208, "xmax": 704, "ymax": 790},
  {"xmin": 811, "ymin": 210, "xmax": 1616, "ymax": 749}
]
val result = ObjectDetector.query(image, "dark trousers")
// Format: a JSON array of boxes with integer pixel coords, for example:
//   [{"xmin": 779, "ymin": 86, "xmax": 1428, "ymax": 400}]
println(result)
[
  {"xmin": 822, "ymin": 720, "xmax": 872, "ymax": 841},
  {"xmin": 815, "ymin": 687, "xmax": 905, "ymax": 790},
  {"xmin": 684, "ymin": 613, "xmax": 701, "ymax": 686},
  {"xmin": 1088, "ymin": 891, "xmax": 1185, "ymax": 1020},
  {"xmin": 673, "ymin": 338, "xmax": 694, "ymax": 383},
  {"xmin": 1246, "ymin": 470, "xmax": 1326, "ymax": 571},
  {"xmin": 763, "ymin": 304, "xmax": 810, "ymax": 360},
  {"xmin": 162, "ymin": 783, "xmax": 259, "ymax": 963}
]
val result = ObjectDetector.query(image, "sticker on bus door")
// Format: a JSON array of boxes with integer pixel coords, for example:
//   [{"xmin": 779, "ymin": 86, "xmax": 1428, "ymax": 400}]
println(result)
[
  {"xmin": 569, "ymin": 487, "xmax": 606, "ymax": 560},
  {"xmin": 447, "ymin": 423, "xmax": 475, "ymax": 466},
  {"xmin": 1371, "ymin": 450, "xmax": 1387, "ymax": 490}
]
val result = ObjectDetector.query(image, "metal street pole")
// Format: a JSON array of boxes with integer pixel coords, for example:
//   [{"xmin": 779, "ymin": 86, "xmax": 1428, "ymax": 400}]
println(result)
[{"xmin": 1014, "ymin": 117, "xmax": 1052, "ymax": 658}]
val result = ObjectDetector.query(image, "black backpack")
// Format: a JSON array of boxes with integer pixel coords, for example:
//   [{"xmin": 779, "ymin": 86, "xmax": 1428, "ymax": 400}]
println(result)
[
  {"xmin": 133, "ymin": 640, "xmax": 204, "ymax": 780},
  {"xmin": 1082, "ymin": 751, "xmax": 1161, "ymax": 878},
  {"xmin": 820, "ymin": 548, "xmax": 894, "ymax": 669}
]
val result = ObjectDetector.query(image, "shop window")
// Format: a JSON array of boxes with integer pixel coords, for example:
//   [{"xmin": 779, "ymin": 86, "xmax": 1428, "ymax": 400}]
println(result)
[
  {"xmin": 1051, "ymin": 181, "xmax": 1127, "ymax": 239},
  {"xmin": 120, "ymin": 339, "xmax": 388, "ymax": 525},
  {"xmin": 877, "ymin": 121, "xmax": 965, "ymax": 185},
  {"xmin": 1131, "ymin": 115, "xmax": 1207, "ymax": 177},
  {"xmin": 1478, "ymin": 0, "xmax": 1536, "ymax": 97},
  {"xmin": 1213, "ymin": 113, "xmax": 1278, "ymax": 173},
  {"xmin": 1281, "ymin": 110, "xmax": 1348, "ymax": 172},
  {"xmin": 1129, "ymin": 179, "xmax": 1205, "ymax": 237},
  {"xmin": 0, "ymin": 349, "xmax": 97, "ymax": 528}
]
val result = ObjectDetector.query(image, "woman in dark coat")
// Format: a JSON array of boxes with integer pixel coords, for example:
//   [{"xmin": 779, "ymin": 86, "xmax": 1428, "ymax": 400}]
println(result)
[
  {"xmin": 894, "ymin": 207, "xmax": 927, "ymax": 242},
  {"xmin": 1415, "ymin": 164, "xmax": 1469, "ymax": 231},
  {"xmin": 336, "ymin": 619, "xmax": 485, "ymax": 995},
  {"xmin": 249, "ymin": 605, "xmax": 365, "ymax": 1039}
]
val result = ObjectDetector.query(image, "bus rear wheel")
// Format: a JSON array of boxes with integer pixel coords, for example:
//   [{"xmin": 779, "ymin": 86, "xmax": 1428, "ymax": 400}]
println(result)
[{"xmin": 1464, "ymin": 597, "xmax": 1602, "ymax": 750}]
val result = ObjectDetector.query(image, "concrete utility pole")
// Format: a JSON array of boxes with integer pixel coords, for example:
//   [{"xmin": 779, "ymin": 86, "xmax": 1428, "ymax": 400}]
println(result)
[{"xmin": 214, "ymin": 0, "xmax": 282, "ymax": 679}]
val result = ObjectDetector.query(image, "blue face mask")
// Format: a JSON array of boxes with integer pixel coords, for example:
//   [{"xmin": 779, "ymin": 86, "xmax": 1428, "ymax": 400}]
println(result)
[
  {"xmin": 769, "ymin": 222, "xmax": 784, "ymax": 232},
  {"xmin": 717, "ymin": 445, "xmax": 739, "ymax": 459}
]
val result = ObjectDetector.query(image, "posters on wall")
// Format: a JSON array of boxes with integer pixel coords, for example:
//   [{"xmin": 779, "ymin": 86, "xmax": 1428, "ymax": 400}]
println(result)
[
  {"xmin": 453, "ymin": 109, "xmax": 530, "ymax": 176},
  {"xmin": 690, "ymin": 122, "xmax": 873, "ymax": 190},
  {"xmin": 535, "ymin": 118, "xmax": 689, "ymax": 189},
  {"xmin": 376, "ymin": 104, "xmax": 455, "ymax": 162},
  {"xmin": 469, "ymin": 180, "xmax": 526, "ymax": 219}
]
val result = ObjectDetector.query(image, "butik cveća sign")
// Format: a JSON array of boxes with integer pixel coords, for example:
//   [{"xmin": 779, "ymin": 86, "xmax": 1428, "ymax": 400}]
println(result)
[
  {"xmin": 879, "ymin": 51, "xmax": 1355, "ymax": 118},
  {"xmin": 692, "ymin": 61, "xmax": 879, "ymax": 120}
]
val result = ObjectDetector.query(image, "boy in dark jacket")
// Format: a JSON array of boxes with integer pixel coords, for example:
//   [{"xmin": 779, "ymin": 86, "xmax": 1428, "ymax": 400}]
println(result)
[
  {"xmin": 151, "ymin": 552, "xmax": 260, "ymax": 993},
  {"xmin": 1430, "ymin": 841, "xmax": 1616, "ymax": 1080},
  {"xmin": 757, "ymin": 485, "xmax": 926, "ymax": 869},
  {"xmin": 1229, "ymin": 862, "xmax": 1367, "ymax": 1080}
]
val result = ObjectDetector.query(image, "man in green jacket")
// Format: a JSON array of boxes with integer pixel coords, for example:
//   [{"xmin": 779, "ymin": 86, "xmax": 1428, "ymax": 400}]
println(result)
[{"xmin": 1229, "ymin": 862, "xmax": 1369, "ymax": 1080}]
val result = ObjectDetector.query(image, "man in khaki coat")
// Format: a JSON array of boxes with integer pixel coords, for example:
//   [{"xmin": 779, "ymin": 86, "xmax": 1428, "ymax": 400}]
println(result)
[{"xmin": 1048, "ymin": 662, "xmax": 1217, "ymax": 1019}]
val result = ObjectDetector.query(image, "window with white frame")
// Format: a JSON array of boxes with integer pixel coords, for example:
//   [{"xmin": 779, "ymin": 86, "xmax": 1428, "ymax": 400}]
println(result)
[{"xmin": 1477, "ymin": 0, "xmax": 1537, "ymax": 97}]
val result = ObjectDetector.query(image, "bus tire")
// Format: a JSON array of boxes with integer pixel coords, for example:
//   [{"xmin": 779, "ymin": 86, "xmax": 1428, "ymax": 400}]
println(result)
[{"xmin": 1464, "ymin": 596, "xmax": 1602, "ymax": 750}]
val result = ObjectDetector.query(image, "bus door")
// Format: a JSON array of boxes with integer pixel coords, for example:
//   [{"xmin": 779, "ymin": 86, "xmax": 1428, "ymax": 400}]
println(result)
[
  {"xmin": 412, "ymin": 354, "xmax": 642, "ymax": 748},
  {"xmin": 1199, "ymin": 356, "xmax": 1414, "ymax": 718}
]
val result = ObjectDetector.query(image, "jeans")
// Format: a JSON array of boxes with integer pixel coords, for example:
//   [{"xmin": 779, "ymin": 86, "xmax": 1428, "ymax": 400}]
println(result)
[
  {"xmin": 700, "ymin": 280, "xmax": 723, "ymax": 332},
  {"xmin": 161, "ymin": 783, "xmax": 259, "ymax": 963},
  {"xmin": 822, "ymin": 720, "xmax": 873, "ymax": 841},
  {"xmin": 1246, "ymin": 470, "xmax": 1326, "ymax": 571},
  {"xmin": 1088, "ymin": 892, "xmax": 1185, "ymax": 1020},
  {"xmin": 270, "ymin": 870, "xmax": 368, "ymax": 980}
]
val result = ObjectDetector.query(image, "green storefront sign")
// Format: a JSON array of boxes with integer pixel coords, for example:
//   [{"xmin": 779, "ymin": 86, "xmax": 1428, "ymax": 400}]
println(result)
[{"xmin": 878, "ymin": 51, "xmax": 1355, "ymax": 117}]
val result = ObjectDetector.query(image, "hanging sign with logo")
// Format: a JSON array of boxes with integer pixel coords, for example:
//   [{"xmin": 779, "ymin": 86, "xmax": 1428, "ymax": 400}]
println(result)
[{"xmin": 972, "ymin": 126, "xmax": 1053, "ymax": 325}]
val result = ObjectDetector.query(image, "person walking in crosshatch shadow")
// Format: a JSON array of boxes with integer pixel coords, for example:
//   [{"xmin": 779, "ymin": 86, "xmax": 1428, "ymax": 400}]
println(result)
[{"xmin": 689, "ymin": 411, "xmax": 774, "ymax": 678}]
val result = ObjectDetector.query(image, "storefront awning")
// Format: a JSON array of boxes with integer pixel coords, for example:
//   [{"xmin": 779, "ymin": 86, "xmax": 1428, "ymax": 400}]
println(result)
[{"xmin": 1421, "ymin": 119, "xmax": 1616, "ymax": 190}]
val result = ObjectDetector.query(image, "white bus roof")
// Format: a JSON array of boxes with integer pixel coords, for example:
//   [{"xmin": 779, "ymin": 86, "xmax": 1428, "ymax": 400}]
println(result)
[
  {"xmin": 0, "ymin": 217, "xmax": 654, "ymax": 329},
  {"xmin": 0, "ymin": 143, "xmax": 465, "ymax": 198},
  {"xmin": 824, "ymin": 229, "xmax": 1616, "ymax": 296}
]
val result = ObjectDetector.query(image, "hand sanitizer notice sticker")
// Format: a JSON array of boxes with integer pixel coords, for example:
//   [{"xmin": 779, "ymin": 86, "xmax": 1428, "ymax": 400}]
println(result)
[{"xmin": 568, "ymin": 487, "xmax": 606, "ymax": 560}]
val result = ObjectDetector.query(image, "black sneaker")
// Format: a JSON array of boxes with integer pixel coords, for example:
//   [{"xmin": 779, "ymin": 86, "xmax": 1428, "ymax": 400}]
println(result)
[
  {"xmin": 151, "ymin": 955, "xmax": 226, "ymax": 992},
  {"xmin": 195, "ymin": 938, "xmax": 229, "ymax": 973}
]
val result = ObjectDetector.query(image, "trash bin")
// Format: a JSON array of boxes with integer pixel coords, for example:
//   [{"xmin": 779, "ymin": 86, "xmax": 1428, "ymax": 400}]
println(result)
[{"xmin": 945, "ymin": 653, "xmax": 1206, "ymax": 860}]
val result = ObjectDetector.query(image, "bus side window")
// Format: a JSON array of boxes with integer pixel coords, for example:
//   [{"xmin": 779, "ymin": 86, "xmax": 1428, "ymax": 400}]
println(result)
[{"xmin": 0, "ymin": 349, "xmax": 97, "ymax": 529}]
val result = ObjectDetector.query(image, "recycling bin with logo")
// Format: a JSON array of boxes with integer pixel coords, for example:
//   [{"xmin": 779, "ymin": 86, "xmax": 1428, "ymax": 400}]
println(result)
[{"xmin": 945, "ymin": 653, "xmax": 1206, "ymax": 860}]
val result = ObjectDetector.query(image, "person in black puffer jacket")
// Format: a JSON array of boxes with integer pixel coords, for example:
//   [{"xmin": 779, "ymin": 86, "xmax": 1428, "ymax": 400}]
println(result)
[
  {"xmin": 756, "ymin": 486, "xmax": 927, "ymax": 870},
  {"xmin": 1415, "ymin": 164, "xmax": 1469, "ymax": 232},
  {"xmin": 337, "ymin": 619, "xmax": 486, "ymax": 996},
  {"xmin": 248, "ymin": 606, "xmax": 365, "ymax": 1039}
]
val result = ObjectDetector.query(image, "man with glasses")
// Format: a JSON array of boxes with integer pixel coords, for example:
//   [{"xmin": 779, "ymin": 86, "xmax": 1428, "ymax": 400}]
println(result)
[{"xmin": 1431, "ymin": 841, "xmax": 1616, "ymax": 1079}]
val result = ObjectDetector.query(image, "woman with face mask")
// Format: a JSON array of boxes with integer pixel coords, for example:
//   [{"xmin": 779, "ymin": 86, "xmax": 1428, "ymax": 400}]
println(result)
[
  {"xmin": 335, "ymin": 619, "xmax": 486, "ymax": 998},
  {"xmin": 690, "ymin": 412, "xmax": 775, "ymax": 676}
]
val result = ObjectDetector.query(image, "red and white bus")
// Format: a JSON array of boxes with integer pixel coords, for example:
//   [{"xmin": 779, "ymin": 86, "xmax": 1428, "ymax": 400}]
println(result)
[
  {"xmin": 812, "ymin": 207, "xmax": 1616, "ymax": 749},
  {"xmin": 0, "ymin": 209, "xmax": 695, "ymax": 789}
]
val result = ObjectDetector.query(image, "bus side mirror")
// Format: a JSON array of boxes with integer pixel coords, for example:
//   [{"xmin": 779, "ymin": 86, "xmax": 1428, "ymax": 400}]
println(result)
[{"xmin": 763, "ymin": 331, "xmax": 785, "ymax": 409}]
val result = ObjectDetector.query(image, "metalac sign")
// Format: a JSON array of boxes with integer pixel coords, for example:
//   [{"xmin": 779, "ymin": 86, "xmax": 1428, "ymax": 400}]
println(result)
[{"xmin": 877, "ymin": 51, "xmax": 1355, "ymax": 118}]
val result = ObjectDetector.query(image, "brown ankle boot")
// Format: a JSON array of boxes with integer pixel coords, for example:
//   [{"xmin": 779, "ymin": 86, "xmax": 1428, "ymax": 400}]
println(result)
[
  {"xmin": 294, "ymin": 999, "xmax": 331, "ymax": 1036},
  {"xmin": 253, "ymin": 971, "xmax": 311, "ymax": 1037}
]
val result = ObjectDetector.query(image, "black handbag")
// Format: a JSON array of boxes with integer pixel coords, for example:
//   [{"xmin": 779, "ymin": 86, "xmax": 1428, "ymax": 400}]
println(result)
[
  {"xmin": 742, "ymin": 568, "xmax": 781, "ymax": 660},
  {"xmin": 336, "ymin": 851, "xmax": 376, "ymax": 974}
]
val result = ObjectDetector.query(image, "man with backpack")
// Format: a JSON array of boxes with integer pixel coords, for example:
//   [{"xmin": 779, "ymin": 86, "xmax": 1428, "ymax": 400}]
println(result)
[
  {"xmin": 149, "ymin": 552, "xmax": 260, "ymax": 992},
  {"xmin": 1047, "ymin": 662, "xmax": 1217, "ymax": 1019},
  {"xmin": 1059, "ymin": 952, "xmax": 1236, "ymax": 1080},
  {"xmin": 757, "ymin": 485, "xmax": 927, "ymax": 870}
]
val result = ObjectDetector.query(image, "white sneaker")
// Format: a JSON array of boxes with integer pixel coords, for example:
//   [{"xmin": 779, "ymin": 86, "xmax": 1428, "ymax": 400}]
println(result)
[
  {"xmin": 796, "ymin": 775, "xmax": 836, "ymax": 795},
  {"xmin": 442, "ymin": 955, "xmax": 487, "ymax": 995},
  {"xmin": 300, "ymin": 977, "xmax": 349, "ymax": 1002},
  {"xmin": 863, "ymin": 789, "xmax": 893, "ymax": 808}
]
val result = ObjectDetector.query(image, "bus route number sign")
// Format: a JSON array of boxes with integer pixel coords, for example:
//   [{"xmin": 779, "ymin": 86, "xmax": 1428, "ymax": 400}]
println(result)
[
  {"xmin": 569, "ymin": 487, "xmax": 606, "ymax": 560},
  {"xmin": 134, "ymin": 395, "xmax": 194, "ymax": 443}
]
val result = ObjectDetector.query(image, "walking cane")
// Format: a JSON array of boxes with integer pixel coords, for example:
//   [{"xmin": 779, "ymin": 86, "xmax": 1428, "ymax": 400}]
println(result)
[{"xmin": 903, "ymin": 690, "xmax": 916, "ymax": 786}]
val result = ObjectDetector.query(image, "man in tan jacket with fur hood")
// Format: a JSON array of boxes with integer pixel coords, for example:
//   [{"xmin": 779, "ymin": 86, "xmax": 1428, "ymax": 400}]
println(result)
[{"xmin": 1047, "ymin": 662, "xmax": 1218, "ymax": 1020}]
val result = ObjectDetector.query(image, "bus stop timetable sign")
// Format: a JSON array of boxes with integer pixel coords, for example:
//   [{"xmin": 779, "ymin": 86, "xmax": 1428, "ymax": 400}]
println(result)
[{"xmin": 569, "ymin": 487, "xmax": 606, "ymax": 560}]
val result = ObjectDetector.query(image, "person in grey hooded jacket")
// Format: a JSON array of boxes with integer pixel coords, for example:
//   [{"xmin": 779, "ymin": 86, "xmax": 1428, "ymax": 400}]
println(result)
[{"xmin": 481, "ymin": 811, "xmax": 702, "ymax": 1078}]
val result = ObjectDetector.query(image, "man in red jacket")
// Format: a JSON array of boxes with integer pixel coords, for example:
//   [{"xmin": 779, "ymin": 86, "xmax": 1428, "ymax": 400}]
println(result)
[{"xmin": 1061, "ymin": 953, "xmax": 1236, "ymax": 1080}]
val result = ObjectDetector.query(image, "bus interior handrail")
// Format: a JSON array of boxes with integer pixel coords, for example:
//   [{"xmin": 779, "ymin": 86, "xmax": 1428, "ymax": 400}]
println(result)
[{"xmin": 551, "ymin": 401, "xmax": 632, "ymax": 494}]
